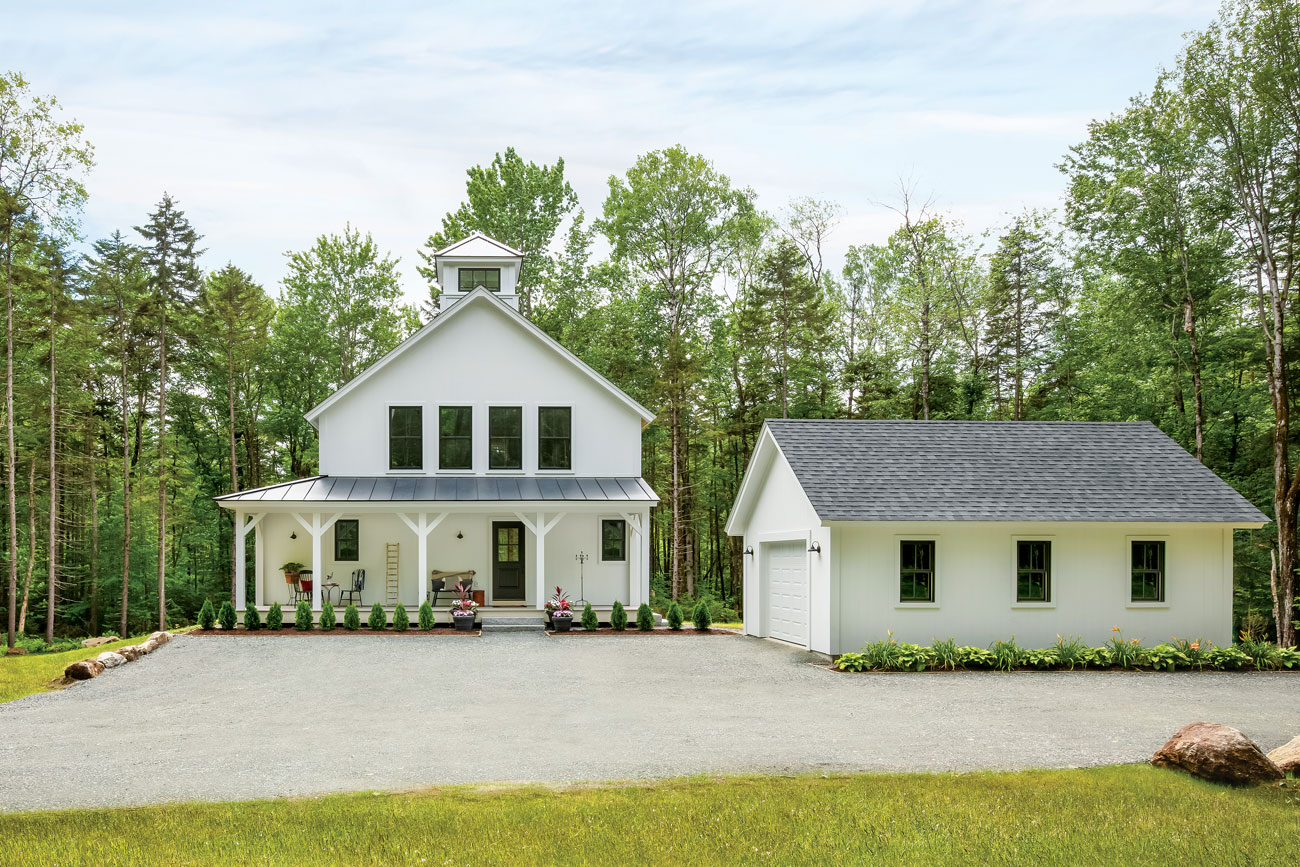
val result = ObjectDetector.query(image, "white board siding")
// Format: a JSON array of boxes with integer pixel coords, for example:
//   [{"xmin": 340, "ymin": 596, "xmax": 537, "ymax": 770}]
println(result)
[{"xmin": 764, "ymin": 540, "xmax": 808, "ymax": 645}]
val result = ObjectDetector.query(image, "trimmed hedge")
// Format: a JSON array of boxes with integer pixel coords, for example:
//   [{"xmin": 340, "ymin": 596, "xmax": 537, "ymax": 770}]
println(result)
[
  {"xmin": 369, "ymin": 603, "xmax": 386, "ymax": 631},
  {"xmin": 197, "ymin": 599, "xmax": 215, "ymax": 630},
  {"xmin": 217, "ymin": 601, "xmax": 236, "ymax": 631},
  {"xmin": 343, "ymin": 604, "xmax": 361, "ymax": 631},
  {"xmin": 393, "ymin": 603, "xmax": 409, "ymax": 632},
  {"xmin": 418, "ymin": 601, "xmax": 435, "ymax": 631},
  {"xmin": 581, "ymin": 602, "xmax": 598, "ymax": 631},
  {"xmin": 320, "ymin": 601, "xmax": 335, "ymax": 632},
  {"xmin": 666, "ymin": 601, "xmax": 683, "ymax": 631},
  {"xmin": 266, "ymin": 601, "xmax": 283, "ymax": 631},
  {"xmin": 610, "ymin": 600, "xmax": 627, "ymax": 631},
  {"xmin": 636, "ymin": 603, "xmax": 654, "ymax": 631},
  {"xmin": 691, "ymin": 600, "xmax": 712, "ymax": 631},
  {"xmin": 243, "ymin": 606, "xmax": 261, "ymax": 632},
  {"xmin": 295, "ymin": 601, "xmax": 312, "ymax": 631}
]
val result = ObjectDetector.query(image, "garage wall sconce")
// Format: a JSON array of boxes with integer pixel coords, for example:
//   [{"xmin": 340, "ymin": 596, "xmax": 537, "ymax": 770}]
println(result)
[
  {"xmin": 807, "ymin": 541, "xmax": 822, "ymax": 554},
  {"xmin": 743, "ymin": 546, "xmax": 754, "ymax": 556}
]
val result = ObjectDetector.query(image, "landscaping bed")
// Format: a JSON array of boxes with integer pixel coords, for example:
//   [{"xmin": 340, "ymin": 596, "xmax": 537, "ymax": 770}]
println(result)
[
  {"xmin": 545, "ymin": 626, "xmax": 739, "ymax": 636},
  {"xmin": 190, "ymin": 626, "xmax": 480, "ymax": 637}
]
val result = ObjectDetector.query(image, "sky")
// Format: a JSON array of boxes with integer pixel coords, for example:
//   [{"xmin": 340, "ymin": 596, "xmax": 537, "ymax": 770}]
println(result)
[{"xmin": 8, "ymin": 0, "xmax": 1219, "ymax": 304}]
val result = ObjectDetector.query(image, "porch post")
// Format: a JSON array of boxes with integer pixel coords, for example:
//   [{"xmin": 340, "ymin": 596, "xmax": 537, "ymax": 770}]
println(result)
[
  {"xmin": 535, "ymin": 511, "xmax": 546, "ymax": 610},
  {"xmin": 621, "ymin": 511, "xmax": 645, "ymax": 609},
  {"xmin": 310, "ymin": 513, "xmax": 323, "ymax": 611},
  {"xmin": 253, "ymin": 521, "xmax": 265, "ymax": 609},
  {"xmin": 234, "ymin": 510, "xmax": 246, "ymax": 611},
  {"xmin": 398, "ymin": 512, "xmax": 447, "ymax": 610}
]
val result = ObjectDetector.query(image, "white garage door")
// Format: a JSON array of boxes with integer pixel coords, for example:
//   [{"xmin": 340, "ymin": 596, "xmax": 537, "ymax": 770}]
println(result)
[{"xmin": 764, "ymin": 540, "xmax": 808, "ymax": 646}]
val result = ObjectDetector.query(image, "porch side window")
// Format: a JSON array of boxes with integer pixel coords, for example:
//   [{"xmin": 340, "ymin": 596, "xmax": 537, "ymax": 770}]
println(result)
[
  {"xmin": 899, "ymin": 540, "xmax": 935, "ymax": 603},
  {"xmin": 538, "ymin": 406, "xmax": 572, "ymax": 470},
  {"xmin": 1131, "ymin": 540, "xmax": 1165, "ymax": 602},
  {"xmin": 458, "ymin": 268, "xmax": 500, "ymax": 291},
  {"xmin": 334, "ymin": 519, "xmax": 359, "ymax": 561},
  {"xmin": 1016, "ymin": 540, "xmax": 1051, "ymax": 603},
  {"xmin": 601, "ymin": 519, "xmax": 627, "ymax": 562},
  {"xmin": 388, "ymin": 405, "xmax": 423, "ymax": 470},
  {"xmin": 488, "ymin": 406, "xmax": 523, "ymax": 470},
  {"xmin": 439, "ymin": 406, "xmax": 473, "ymax": 470}
]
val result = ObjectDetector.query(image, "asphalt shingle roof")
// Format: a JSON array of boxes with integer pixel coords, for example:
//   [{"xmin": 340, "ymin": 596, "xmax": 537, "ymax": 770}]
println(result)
[{"xmin": 764, "ymin": 419, "xmax": 1268, "ymax": 524}]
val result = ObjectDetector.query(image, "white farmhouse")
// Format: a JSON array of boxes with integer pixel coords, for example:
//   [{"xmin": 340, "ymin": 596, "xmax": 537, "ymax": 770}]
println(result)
[
  {"xmin": 726, "ymin": 419, "xmax": 1267, "ymax": 655},
  {"xmin": 217, "ymin": 233, "xmax": 657, "ymax": 622}
]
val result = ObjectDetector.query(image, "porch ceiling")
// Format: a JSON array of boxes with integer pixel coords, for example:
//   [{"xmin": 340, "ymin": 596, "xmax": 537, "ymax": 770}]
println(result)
[{"xmin": 216, "ymin": 475, "xmax": 658, "ymax": 507}]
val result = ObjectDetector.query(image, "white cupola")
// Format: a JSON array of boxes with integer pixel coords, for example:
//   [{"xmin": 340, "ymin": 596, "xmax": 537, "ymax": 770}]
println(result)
[{"xmin": 431, "ymin": 232, "xmax": 525, "ymax": 312}]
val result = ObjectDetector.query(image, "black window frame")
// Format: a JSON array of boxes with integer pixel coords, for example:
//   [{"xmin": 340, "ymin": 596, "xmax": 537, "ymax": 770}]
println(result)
[
  {"xmin": 1131, "ymin": 540, "xmax": 1166, "ymax": 603},
  {"xmin": 899, "ymin": 539, "xmax": 936, "ymax": 603},
  {"xmin": 334, "ymin": 519, "xmax": 359, "ymax": 562},
  {"xmin": 601, "ymin": 519, "xmax": 627, "ymax": 562},
  {"xmin": 458, "ymin": 268, "xmax": 501, "ymax": 292},
  {"xmin": 1016, "ymin": 539, "xmax": 1052, "ymax": 603},
  {"xmin": 487, "ymin": 406, "xmax": 523, "ymax": 470},
  {"xmin": 538, "ymin": 406, "xmax": 572, "ymax": 471},
  {"xmin": 388, "ymin": 405, "xmax": 423, "ymax": 471},
  {"xmin": 438, "ymin": 406, "xmax": 473, "ymax": 470}
]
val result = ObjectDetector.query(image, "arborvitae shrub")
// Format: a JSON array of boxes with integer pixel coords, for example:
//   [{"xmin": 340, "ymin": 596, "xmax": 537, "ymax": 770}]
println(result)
[
  {"xmin": 244, "ymin": 606, "xmax": 261, "ymax": 631},
  {"xmin": 368, "ymin": 603, "xmax": 386, "ymax": 631},
  {"xmin": 266, "ymin": 601, "xmax": 283, "ymax": 631},
  {"xmin": 636, "ymin": 603, "xmax": 654, "ymax": 631},
  {"xmin": 692, "ymin": 601, "xmax": 712, "ymax": 631},
  {"xmin": 393, "ymin": 603, "xmax": 408, "ymax": 632},
  {"xmin": 418, "ymin": 600, "xmax": 435, "ymax": 630},
  {"xmin": 581, "ymin": 602, "xmax": 598, "ymax": 631},
  {"xmin": 319, "ymin": 601, "xmax": 335, "ymax": 632},
  {"xmin": 295, "ymin": 601, "xmax": 312, "ymax": 631},
  {"xmin": 197, "ymin": 599, "xmax": 215, "ymax": 630},
  {"xmin": 344, "ymin": 604, "xmax": 360, "ymax": 631},
  {"xmin": 666, "ymin": 601, "xmax": 683, "ymax": 631},
  {"xmin": 610, "ymin": 600, "xmax": 627, "ymax": 631},
  {"xmin": 217, "ymin": 601, "xmax": 237, "ymax": 631}
]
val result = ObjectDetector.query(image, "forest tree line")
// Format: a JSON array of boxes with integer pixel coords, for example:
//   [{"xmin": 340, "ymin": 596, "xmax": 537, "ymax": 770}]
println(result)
[{"xmin": 1, "ymin": 0, "xmax": 1297, "ymax": 646}]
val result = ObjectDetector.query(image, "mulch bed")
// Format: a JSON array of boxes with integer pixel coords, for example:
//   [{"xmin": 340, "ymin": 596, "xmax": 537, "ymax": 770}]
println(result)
[
  {"xmin": 189, "ymin": 627, "xmax": 481, "ymax": 637},
  {"xmin": 545, "ymin": 627, "xmax": 740, "ymax": 637}
]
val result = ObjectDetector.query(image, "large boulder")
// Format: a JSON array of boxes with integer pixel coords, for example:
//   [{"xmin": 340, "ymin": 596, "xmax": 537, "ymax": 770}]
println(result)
[
  {"xmin": 81, "ymin": 636, "xmax": 119, "ymax": 648},
  {"xmin": 148, "ymin": 631, "xmax": 171, "ymax": 646},
  {"xmin": 5, "ymin": 646, "xmax": 28, "ymax": 657},
  {"xmin": 1152, "ymin": 722, "xmax": 1283, "ymax": 785},
  {"xmin": 1267, "ymin": 735, "xmax": 1300, "ymax": 775},
  {"xmin": 96, "ymin": 651, "xmax": 127, "ymax": 669},
  {"xmin": 64, "ymin": 659, "xmax": 105, "ymax": 681},
  {"xmin": 138, "ymin": 639, "xmax": 158, "ymax": 654},
  {"xmin": 117, "ymin": 645, "xmax": 143, "ymax": 662}
]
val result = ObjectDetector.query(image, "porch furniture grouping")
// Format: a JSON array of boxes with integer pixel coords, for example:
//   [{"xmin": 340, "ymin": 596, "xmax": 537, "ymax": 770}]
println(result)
[{"xmin": 429, "ymin": 569, "xmax": 476, "ymax": 605}]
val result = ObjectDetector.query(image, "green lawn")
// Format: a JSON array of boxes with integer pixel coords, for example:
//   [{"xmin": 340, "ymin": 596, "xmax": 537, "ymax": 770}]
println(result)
[
  {"xmin": 0, "ymin": 766, "xmax": 1294, "ymax": 866},
  {"xmin": 0, "ymin": 635, "xmax": 154, "ymax": 704}
]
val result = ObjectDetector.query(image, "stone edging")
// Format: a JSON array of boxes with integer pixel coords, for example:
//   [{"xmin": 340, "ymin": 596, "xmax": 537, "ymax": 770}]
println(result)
[{"xmin": 63, "ymin": 631, "xmax": 174, "ymax": 683}]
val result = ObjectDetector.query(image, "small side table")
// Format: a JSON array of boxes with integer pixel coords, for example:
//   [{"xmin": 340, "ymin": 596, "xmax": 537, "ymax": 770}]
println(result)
[{"xmin": 322, "ymin": 574, "xmax": 340, "ymax": 606}]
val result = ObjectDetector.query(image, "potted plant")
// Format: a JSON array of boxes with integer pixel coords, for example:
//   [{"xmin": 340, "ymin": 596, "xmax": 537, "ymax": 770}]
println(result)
[
  {"xmin": 546, "ymin": 586, "xmax": 574, "ymax": 632},
  {"xmin": 281, "ymin": 561, "xmax": 304, "ymax": 584},
  {"xmin": 449, "ymin": 582, "xmax": 480, "ymax": 632}
]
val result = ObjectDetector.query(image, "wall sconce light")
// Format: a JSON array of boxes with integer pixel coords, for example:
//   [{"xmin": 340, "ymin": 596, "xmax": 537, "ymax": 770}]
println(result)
[
  {"xmin": 290, "ymin": 531, "xmax": 297, "ymax": 540},
  {"xmin": 807, "ymin": 541, "xmax": 821, "ymax": 554},
  {"xmin": 743, "ymin": 546, "xmax": 754, "ymax": 556},
  {"xmin": 456, "ymin": 531, "xmax": 463, "ymax": 540}
]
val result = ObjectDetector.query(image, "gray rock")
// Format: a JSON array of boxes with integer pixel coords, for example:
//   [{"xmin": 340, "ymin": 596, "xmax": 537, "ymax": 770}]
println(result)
[
  {"xmin": 1267, "ymin": 735, "xmax": 1300, "ymax": 775},
  {"xmin": 96, "ymin": 652, "xmax": 127, "ymax": 669},
  {"xmin": 81, "ymin": 636, "xmax": 120, "ymax": 648}
]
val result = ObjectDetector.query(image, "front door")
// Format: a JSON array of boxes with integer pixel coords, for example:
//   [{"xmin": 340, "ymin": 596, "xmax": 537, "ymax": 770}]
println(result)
[{"xmin": 492, "ymin": 521, "xmax": 526, "ymax": 601}]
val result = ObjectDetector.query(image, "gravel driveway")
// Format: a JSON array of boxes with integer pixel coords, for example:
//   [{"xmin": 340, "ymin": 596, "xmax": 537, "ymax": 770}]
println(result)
[{"xmin": 2, "ymin": 632, "xmax": 1298, "ymax": 812}]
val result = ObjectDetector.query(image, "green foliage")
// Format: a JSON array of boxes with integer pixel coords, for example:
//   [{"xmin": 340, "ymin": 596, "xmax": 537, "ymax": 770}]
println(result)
[
  {"xmin": 930, "ymin": 638, "xmax": 960, "ymax": 671},
  {"xmin": 1144, "ymin": 643, "xmax": 1187, "ymax": 672},
  {"xmin": 610, "ymin": 600, "xmax": 627, "ymax": 631},
  {"xmin": 392, "ymin": 603, "xmax": 408, "ymax": 632},
  {"xmin": 1022, "ymin": 648, "xmax": 1059, "ymax": 670},
  {"xmin": 295, "ymin": 601, "xmax": 312, "ymax": 631},
  {"xmin": 368, "ymin": 603, "xmax": 386, "ymax": 631},
  {"xmin": 417, "ymin": 601, "xmax": 435, "ymax": 631},
  {"xmin": 1107, "ymin": 629, "xmax": 1143, "ymax": 669},
  {"xmin": 581, "ymin": 602, "xmax": 598, "ymax": 631},
  {"xmin": 666, "ymin": 602, "xmax": 684, "ymax": 631},
  {"xmin": 636, "ymin": 603, "xmax": 654, "ymax": 632},
  {"xmin": 217, "ymin": 601, "xmax": 236, "ymax": 632},
  {"xmin": 243, "ymin": 606, "xmax": 261, "ymax": 632},
  {"xmin": 197, "ymin": 599, "xmax": 215, "ymax": 631},
  {"xmin": 988, "ymin": 637, "xmax": 1023, "ymax": 672},
  {"xmin": 957, "ymin": 646, "xmax": 996, "ymax": 669},
  {"xmin": 1238, "ymin": 639, "xmax": 1279, "ymax": 671},
  {"xmin": 1207, "ymin": 645, "xmax": 1250, "ymax": 670},
  {"xmin": 1053, "ymin": 635, "xmax": 1089, "ymax": 670},
  {"xmin": 320, "ymin": 601, "xmax": 335, "ymax": 632},
  {"xmin": 691, "ymin": 600, "xmax": 712, "ymax": 631},
  {"xmin": 266, "ymin": 602, "xmax": 283, "ymax": 631},
  {"xmin": 855, "ymin": 633, "xmax": 932, "ymax": 672},
  {"xmin": 343, "ymin": 604, "xmax": 360, "ymax": 631}
]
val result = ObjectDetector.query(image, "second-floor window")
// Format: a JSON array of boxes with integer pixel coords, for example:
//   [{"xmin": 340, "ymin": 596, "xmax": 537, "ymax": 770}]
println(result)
[
  {"xmin": 388, "ymin": 406, "xmax": 422, "ymax": 470},
  {"xmin": 489, "ymin": 406, "xmax": 522, "ymax": 470},
  {"xmin": 439, "ymin": 406, "xmax": 473, "ymax": 470},
  {"xmin": 458, "ymin": 268, "xmax": 500, "ymax": 291},
  {"xmin": 538, "ymin": 406, "xmax": 572, "ymax": 470}
]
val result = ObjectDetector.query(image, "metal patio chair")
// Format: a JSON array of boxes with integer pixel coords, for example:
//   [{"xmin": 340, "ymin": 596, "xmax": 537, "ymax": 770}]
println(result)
[{"xmin": 340, "ymin": 568, "xmax": 365, "ymax": 606}]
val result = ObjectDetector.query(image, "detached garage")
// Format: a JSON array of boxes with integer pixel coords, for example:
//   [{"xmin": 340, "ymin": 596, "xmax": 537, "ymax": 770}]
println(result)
[{"xmin": 725, "ymin": 419, "xmax": 1267, "ymax": 656}]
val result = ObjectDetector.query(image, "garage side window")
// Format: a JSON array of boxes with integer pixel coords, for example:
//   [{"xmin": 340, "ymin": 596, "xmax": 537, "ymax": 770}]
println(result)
[
  {"xmin": 1016, "ymin": 540, "xmax": 1051, "ymax": 603},
  {"xmin": 1131, "ymin": 540, "xmax": 1165, "ymax": 602},
  {"xmin": 899, "ymin": 540, "xmax": 935, "ymax": 603}
]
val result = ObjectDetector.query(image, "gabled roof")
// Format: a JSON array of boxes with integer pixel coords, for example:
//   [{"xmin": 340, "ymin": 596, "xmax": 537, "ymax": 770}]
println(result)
[
  {"xmin": 303, "ymin": 287, "xmax": 655, "ymax": 426},
  {"xmin": 733, "ymin": 419, "xmax": 1268, "ymax": 525},
  {"xmin": 432, "ymin": 232, "xmax": 524, "ymax": 259},
  {"xmin": 216, "ymin": 475, "xmax": 659, "ymax": 505}
]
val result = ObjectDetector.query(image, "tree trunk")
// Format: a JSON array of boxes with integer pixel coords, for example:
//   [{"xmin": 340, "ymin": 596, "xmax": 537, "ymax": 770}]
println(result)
[
  {"xmin": 46, "ymin": 292, "xmax": 57, "ymax": 646},
  {"xmin": 89, "ymin": 415, "xmax": 100, "ymax": 635},
  {"xmin": 18, "ymin": 459, "xmax": 34, "ymax": 633},
  {"xmin": 157, "ymin": 313, "xmax": 168, "ymax": 630},
  {"xmin": 227, "ymin": 341, "xmax": 239, "ymax": 605},
  {"xmin": 120, "ymin": 328, "xmax": 132, "ymax": 640},
  {"xmin": 5, "ymin": 238, "xmax": 17, "ymax": 648},
  {"xmin": 1258, "ymin": 263, "xmax": 1298, "ymax": 647}
]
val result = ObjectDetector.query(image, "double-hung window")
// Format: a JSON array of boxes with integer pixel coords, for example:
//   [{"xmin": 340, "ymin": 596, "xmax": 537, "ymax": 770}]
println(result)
[
  {"xmin": 334, "ymin": 519, "xmax": 359, "ymax": 562},
  {"xmin": 388, "ymin": 406, "xmax": 423, "ymax": 470},
  {"xmin": 538, "ymin": 406, "xmax": 571, "ymax": 470},
  {"xmin": 458, "ymin": 268, "xmax": 500, "ymax": 291},
  {"xmin": 1131, "ymin": 540, "xmax": 1165, "ymax": 603},
  {"xmin": 488, "ymin": 406, "xmax": 522, "ymax": 470},
  {"xmin": 601, "ymin": 519, "xmax": 627, "ymax": 562},
  {"xmin": 439, "ymin": 406, "xmax": 473, "ymax": 470},
  {"xmin": 1016, "ymin": 540, "xmax": 1051, "ymax": 603},
  {"xmin": 899, "ymin": 540, "xmax": 936, "ymax": 603}
]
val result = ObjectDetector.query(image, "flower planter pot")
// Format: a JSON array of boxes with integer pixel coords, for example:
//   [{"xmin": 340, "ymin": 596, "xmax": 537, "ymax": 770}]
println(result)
[
  {"xmin": 453, "ymin": 615, "xmax": 477, "ymax": 632},
  {"xmin": 552, "ymin": 616, "xmax": 573, "ymax": 633}
]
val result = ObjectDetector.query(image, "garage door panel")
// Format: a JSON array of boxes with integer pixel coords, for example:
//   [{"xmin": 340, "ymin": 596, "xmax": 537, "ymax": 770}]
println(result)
[{"xmin": 764, "ymin": 540, "xmax": 807, "ymax": 645}]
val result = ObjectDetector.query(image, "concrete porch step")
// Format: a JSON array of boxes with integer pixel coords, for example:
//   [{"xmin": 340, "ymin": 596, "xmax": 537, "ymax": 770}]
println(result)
[{"xmin": 480, "ymin": 617, "xmax": 546, "ymax": 632}]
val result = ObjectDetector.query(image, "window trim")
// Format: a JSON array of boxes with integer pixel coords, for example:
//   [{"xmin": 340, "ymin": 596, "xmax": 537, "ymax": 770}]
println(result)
[
  {"xmin": 536, "ymin": 405, "xmax": 574, "ymax": 472},
  {"xmin": 487, "ymin": 405, "xmax": 523, "ymax": 471},
  {"xmin": 437, "ymin": 404, "xmax": 475, "ymax": 472},
  {"xmin": 333, "ymin": 519, "xmax": 360, "ymax": 562},
  {"xmin": 894, "ymin": 535, "xmax": 940, "ymax": 608},
  {"xmin": 386, "ymin": 403, "xmax": 425, "ymax": 472},
  {"xmin": 1010, "ymin": 536, "xmax": 1055, "ymax": 608},
  {"xmin": 1127, "ymin": 537, "xmax": 1169, "ymax": 608},
  {"xmin": 457, "ymin": 267, "xmax": 501, "ymax": 292},
  {"xmin": 599, "ymin": 517, "xmax": 627, "ymax": 563}
]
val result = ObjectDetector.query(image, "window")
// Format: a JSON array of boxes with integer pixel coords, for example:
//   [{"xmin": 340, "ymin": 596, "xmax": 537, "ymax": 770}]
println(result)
[
  {"xmin": 1131, "ymin": 540, "xmax": 1165, "ymax": 602},
  {"xmin": 334, "ymin": 519, "xmax": 359, "ymax": 561},
  {"xmin": 388, "ymin": 406, "xmax": 423, "ymax": 470},
  {"xmin": 458, "ymin": 268, "xmax": 500, "ymax": 292},
  {"xmin": 538, "ymin": 406, "xmax": 572, "ymax": 470},
  {"xmin": 439, "ymin": 406, "xmax": 473, "ymax": 470},
  {"xmin": 488, "ymin": 406, "xmax": 522, "ymax": 470},
  {"xmin": 899, "ymin": 540, "xmax": 935, "ymax": 603},
  {"xmin": 1016, "ymin": 540, "xmax": 1051, "ymax": 603},
  {"xmin": 601, "ymin": 519, "xmax": 627, "ymax": 562}
]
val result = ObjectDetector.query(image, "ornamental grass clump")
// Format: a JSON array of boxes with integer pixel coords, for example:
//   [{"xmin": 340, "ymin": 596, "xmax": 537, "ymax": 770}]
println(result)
[
  {"xmin": 691, "ymin": 600, "xmax": 712, "ymax": 631},
  {"xmin": 393, "ymin": 603, "xmax": 408, "ymax": 632},
  {"xmin": 266, "ymin": 601, "xmax": 283, "ymax": 631},
  {"xmin": 581, "ymin": 602, "xmax": 598, "ymax": 631},
  {"xmin": 666, "ymin": 601, "xmax": 684, "ymax": 631},
  {"xmin": 243, "ymin": 606, "xmax": 261, "ymax": 632},
  {"xmin": 217, "ymin": 601, "xmax": 237, "ymax": 631},
  {"xmin": 295, "ymin": 601, "xmax": 312, "ymax": 631},
  {"xmin": 1053, "ymin": 635, "xmax": 1089, "ymax": 670},
  {"xmin": 197, "ymin": 599, "xmax": 215, "ymax": 630},
  {"xmin": 930, "ymin": 638, "xmax": 960, "ymax": 671},
  {"xmin": 368, "ymin": 603, "xmax": 386, "ymax": 631},
  {"xmin": 320, "ymin": 601, "xmax": 335, "ymax": 632},
  {"xmin": 344, "ymin": 604, "xmax": 360, "ymax": 631},
  {"xmin": 610, "ymin": 600, "xmax": 627, "ymax": 631},
  {"xmin": 988, "ymin": 637, "xmax": 1023, "ymax": 672},
  {"xmin": 418, "ymin": 600, "xmax": 435, "ymax": 631},
  {"xmin": 636, "ymin": 603, "xmax": 654, "ymax": 631}
]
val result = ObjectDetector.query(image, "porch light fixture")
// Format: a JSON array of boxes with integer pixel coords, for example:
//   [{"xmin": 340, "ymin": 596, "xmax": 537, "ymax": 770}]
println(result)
[
  {"xmin": 807, "ymin": 541, "xmax": 822, "ymax": 554},
  {"xmin": 456, "ymin": 531, "xmax": 463, "ymax": 540},
  {"xmin": 743, "ymin": 546, "xmax": 754, "ymax": 556},
  {"xmin": 290, "ymin": 531, "xmax": 297, "ymax": 540}
]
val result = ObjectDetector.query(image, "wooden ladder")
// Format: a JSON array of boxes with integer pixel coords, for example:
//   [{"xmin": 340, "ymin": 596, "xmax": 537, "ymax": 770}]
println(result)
[{"xmin": 385, "ymin": 543, "xmax": 400, "ymax": 605}]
